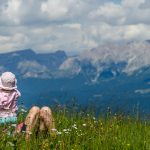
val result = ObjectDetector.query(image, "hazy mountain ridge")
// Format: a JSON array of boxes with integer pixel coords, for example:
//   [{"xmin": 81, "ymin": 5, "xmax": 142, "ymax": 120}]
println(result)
[
  {"xmin": 0, "ymin": 41, "xmax": 150, "ymax": 83},
  {"xmin": 60, "ymin": 41, "xmax": 150, "ymax": 83},
  {"xmin": 0, "ymin": 49, "xmax": 67, "ymax": 78}
]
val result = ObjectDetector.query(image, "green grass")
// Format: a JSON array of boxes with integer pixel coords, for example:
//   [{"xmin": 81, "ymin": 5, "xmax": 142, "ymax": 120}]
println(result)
[{"xmin": 0, "ymin": 108, "xmax": 150, "ymax": 150}]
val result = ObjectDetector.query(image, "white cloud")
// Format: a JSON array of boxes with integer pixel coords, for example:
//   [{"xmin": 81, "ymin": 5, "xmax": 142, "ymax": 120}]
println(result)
[
  {"xmin": 135, "ymin": 89, "xmax": 150, "ymax": 94},
  {"xmin": 5, "ymin": 0, "xmax": 20, "ymax": 16},
  {"xmin": 89, "ymin": 3, "xmax": 125, "ymax": 25},
  {"xmin": 88, "ymin": 0, "xmax": 150, "ymax": 25},
  {"xmin": 0, "ymin": 33, "xmax": 28, "ymax": 52},
  {"xmin": 41, "ymin": 0, "xmax": 69, "ymax": 20},
  {"xmin": 0, "ymin": 0, "xmax": 150, "ymax": 53},
  {"xmin": 60, "ymin": 23, "xmax": 81, "ymax": 30},
  {"xmin": 122, "ymin": 0, "xmax": 145, "ymax": 8}
]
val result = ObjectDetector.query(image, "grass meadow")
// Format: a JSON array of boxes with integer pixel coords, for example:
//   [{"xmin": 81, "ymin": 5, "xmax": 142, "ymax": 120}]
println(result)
[{"xmin": 0, "ymin": 106, "xmax": 150, "ymax": 150}]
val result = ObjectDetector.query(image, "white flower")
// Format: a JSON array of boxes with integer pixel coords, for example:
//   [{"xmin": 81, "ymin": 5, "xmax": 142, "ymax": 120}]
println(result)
[
  {"xmin": 51, "ymin": 128, "xmax": 57, "ymax": 132},
  {"xmin": 7, "ymin": 132, "xmax": 11, "ymax": 136},
  {"xmin": 82, "ymin": 124, "xmax": 86, "ymax": 127},
  {"xmin": 7, "ymin": 142, "xmax": 14, "ymax": 147},
  {"xmin": 11, "ymin": 124, "xmax": 17, "ymax": 127},
  {"xmin": 20, "ymin": 108, "xmax": 27, "ymax": 113},
  {"xmin": 26, "ymin": 131, "xmax": 32, "ymax": 134},
  {"xmin": 63, "ymin": 129, "xmax": 70, "ymax": 132},
  {"xmin": 56, "ymin": 131, "xmax": 62, "ymax": 135},
  {"xmin": 72, "ymin": 124, "xmax": 77, "ymax": 129}
]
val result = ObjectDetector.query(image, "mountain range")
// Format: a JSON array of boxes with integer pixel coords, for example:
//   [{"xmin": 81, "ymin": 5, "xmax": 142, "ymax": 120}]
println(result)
[
  {"xmin": 0, "ymin": 49, "xmax": 67, "ymax": 78},
  {"xmin": 0, "ymin": 41, "xmax": 150, "ymax": 116}
]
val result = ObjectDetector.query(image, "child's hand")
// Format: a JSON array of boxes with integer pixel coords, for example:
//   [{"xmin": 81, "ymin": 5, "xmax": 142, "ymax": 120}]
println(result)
[
  {"xmin": 15, "ymin": 90, "xmax": 21, "ymax": 100},
  {"xmin": 3, "ymin": 107, "xmax": 10, "ymax": 110}
]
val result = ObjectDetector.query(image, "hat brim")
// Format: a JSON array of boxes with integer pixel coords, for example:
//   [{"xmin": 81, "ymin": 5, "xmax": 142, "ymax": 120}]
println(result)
[
  {"xmin": 0, "ymin": 85, "xmax": 17, "ymax": 90},
  {"xmin": 0, "ymin": 78, "xmax": 17, "ymax": 91}
]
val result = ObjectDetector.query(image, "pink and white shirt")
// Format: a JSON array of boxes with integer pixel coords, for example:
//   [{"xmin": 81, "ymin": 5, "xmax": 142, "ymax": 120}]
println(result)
[{"xmin": 0, "ymin": 89, "xmax": 21, "ymax": 117}]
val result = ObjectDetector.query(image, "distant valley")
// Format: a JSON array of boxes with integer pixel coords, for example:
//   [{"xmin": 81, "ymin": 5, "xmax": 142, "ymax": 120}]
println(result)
[{"xmin": 1, "ymin": 41, "xmax": 150, "ymax": 115}]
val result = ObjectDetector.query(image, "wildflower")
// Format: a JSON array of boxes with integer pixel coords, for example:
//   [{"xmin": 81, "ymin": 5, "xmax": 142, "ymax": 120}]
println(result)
[
  {"xmin": 26, "ymin": 131, "xmax": 32, "ymax": 135},
  {"xmin": 7, "ymin": 131, "xmax": 11, "ymax": 136},
  {"xmin": 7, "ymin": 142, "xmax": 14, "ymax": 147},
  {"xmin": 93, "ymin": 117, "xmax": 96, "ymax": 120},
  {"xmin": 72, "ymin": 124, "xmax": 77, "ymax": 129},
  {"xmin": 56, "ymin": 131, "xmax": 62, "ymax": 135},
  {"xmin": 82, "ymin": 124, "xmax": 86, "ymax": 127},
  {"xmin": 51, "ymin": 128, "xmax": 57, "ymax": 132},
  {"xmin": 63, "ymin": 129, "xmax": 67, "ymax": 132},
  {"xmin": 63, "ymin": 129, "xmax": 70, "ymax": 133},
  {"xmin": 42, "ymin": 139, "xmax": 49, "ymax": 149},
  {"xmin": 73, "ymin": 126, "xmax": 77, "ymax": 129},
  {"xmin": 20, "ymin": 108, "xmax": 27, "ymax": 113},
  {"xmin": 11, "ymin": 124, "xmax": 17, "ymax": 127}
]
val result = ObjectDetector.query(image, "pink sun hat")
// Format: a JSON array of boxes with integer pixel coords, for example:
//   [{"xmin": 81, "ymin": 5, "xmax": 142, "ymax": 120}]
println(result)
[{"xmin": 0, "ymin": 72, "xmax": 17, "ymax": 91}]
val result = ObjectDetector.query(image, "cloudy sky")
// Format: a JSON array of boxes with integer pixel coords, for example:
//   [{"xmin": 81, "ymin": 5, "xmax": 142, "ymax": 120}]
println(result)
[{"xmin": 0, "ymin": 0, "xmax": 150, "ymax": 53}]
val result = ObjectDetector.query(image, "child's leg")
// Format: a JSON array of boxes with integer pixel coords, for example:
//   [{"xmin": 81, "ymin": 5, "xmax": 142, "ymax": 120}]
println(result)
[
  {"xmin": 39, "ymin": 119, "xmax": 46, "ymax": 131},
  {"xmin": 40, "ymin": 107, "xmax": 55, "ymax": 134},
  {"xmin": 24, "ymin": 106, "xmax": 40, "ymax": 140}
]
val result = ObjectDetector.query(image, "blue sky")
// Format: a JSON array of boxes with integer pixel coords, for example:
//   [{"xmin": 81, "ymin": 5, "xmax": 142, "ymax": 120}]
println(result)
[{"xmin": 0, "ymin": 0, "xmax": 150, "ymax": 53}]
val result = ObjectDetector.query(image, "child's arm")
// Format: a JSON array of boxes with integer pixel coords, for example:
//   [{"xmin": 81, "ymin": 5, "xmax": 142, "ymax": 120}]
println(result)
[{"xmin": 15, "ymin": 90, "xmax": 21, "ymax": 100}]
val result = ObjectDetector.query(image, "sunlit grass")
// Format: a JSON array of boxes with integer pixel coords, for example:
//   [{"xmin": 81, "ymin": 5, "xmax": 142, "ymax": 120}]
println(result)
[{"xmin": 0, "ymin": 107, "xmax": 150, "ymax": 150}]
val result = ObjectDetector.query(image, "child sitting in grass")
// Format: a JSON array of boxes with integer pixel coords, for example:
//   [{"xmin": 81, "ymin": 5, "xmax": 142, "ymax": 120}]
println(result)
[
  {"xmin": 16, "ymin": 106, "xmax": 56, "ymax": 140},
  {"xmin": 0, "ymin": 72, "xmax": 21, "ymax": 124}
]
